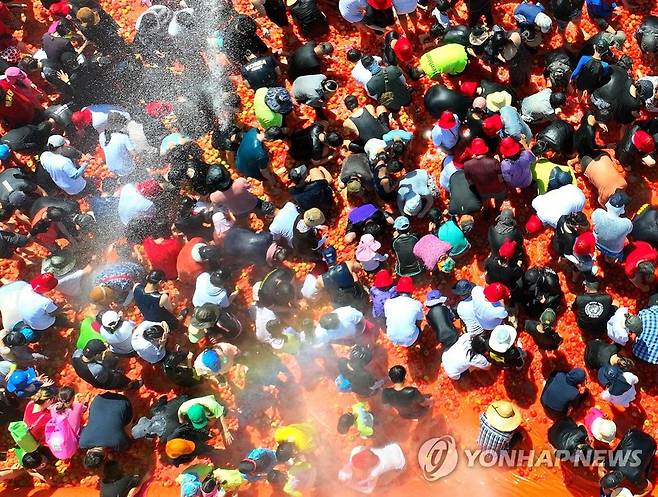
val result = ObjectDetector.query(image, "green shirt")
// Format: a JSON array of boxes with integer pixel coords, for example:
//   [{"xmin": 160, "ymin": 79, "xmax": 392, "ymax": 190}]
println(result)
[
  {"xmin": 437, "ymin": 219, "xmax": 470, "ymax": 256},
  {"xmin": 77, "ymin": 316, "xmax": 105, "ymax": 350},
  {"xmin": 254, "ymin": 87, "xmax": 283, "ymax": 129},
  {"xmin": 178, "ymin": 394, "xmax": 225, "ymax": 420},
  {"xmin": 531, "ymin": 159, "xmax": 575, "ymax": 195},
  {"xmin": 420, "ymin": 44, "xmax": 468, "ymax": 79}
]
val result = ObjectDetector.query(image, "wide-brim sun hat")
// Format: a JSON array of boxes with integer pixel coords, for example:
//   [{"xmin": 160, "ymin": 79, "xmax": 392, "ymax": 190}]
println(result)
[
  {"xmin": 489, "ymin": 324, "xmax": 517, "ymax": 353},
  {"xmin": 591, "ymin": 418, "xmax": 617, "ymax": 444},
  {"xmin": 485, "ymin": 400, "xmax": 522, "ymax": 432}
]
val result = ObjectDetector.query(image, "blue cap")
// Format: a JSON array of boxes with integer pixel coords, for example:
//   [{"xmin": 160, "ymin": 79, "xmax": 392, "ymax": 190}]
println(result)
[
  {"xmin": 201, "ymin": 349, "xmax": 221, "ymax": 373},
  {"xmin": 424, "ymin": 289, "xmax": 446, "ymax": 307},
  {"xmin": 17, "ymin": 325, "xmax": 38, "ymax": 342},
  {"xmin": 322, "ymin": 246, "xmax": 337, "ymax": 265},
  {"xmin": 179, "ymin": 473, "xmax": 202, "ymax": 497},
  {"xmin": 6, "ymin": 367, "xmax": 36, "ymax": 393},
  {"xmin": 393, "ymin": 216, "xmax": 410, "ymax": 231},
  {"xmin": 0, "ymin": 144, "xmax": 10, "ymax": 160}
]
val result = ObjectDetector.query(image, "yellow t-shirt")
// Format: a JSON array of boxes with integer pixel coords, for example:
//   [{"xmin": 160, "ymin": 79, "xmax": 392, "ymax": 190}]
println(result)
[
  {"xmin": 531, "ymin": 159, "xmax": 576, "ymax": 195},
  {"xmin": 274, "ymin": 423, "xmax": 317, "ymax": 452}
]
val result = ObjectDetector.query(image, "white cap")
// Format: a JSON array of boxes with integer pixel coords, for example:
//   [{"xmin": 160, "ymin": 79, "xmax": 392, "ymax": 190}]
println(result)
[
  {"xmin": 611, "ymin": 489, "xmax": 633, "ymax": 497},
  {"xmin": 535, "ymin": 12, "xmax": 552, "ymax": 34},
  {"xmin": 489, "ymin": 325, "xmax": 517, "ymax": 353},
  {"xmin": 101, "ymin": 310, "xmax": 121, "ymax": 329},
  {"xmin": 47, "ymin": 134, "xmax": 66, "ymax": 148},
  {"xmin": 190, "ymin": 243, "xmax": 205, "ymax": 262}
]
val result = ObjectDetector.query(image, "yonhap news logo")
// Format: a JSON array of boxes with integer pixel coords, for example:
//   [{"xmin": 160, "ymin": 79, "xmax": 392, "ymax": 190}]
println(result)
[{"xmin": 417, "ymin": 436, "xmax": 643, "ymax": 481}]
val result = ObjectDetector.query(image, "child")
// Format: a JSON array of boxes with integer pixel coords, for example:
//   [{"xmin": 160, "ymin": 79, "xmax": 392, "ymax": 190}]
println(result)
[
  {"xmin": 368, "ymin": 269, "xmax": 397, "ymax": 320},
  {"xmin": 565, "ymin": 231, "xmax": 598, "ymax": 283},
  {"xmin": 355, "ymin": 234, "xmax": 388, "ymax": 272},
  {"xmin": 337, "ymin": 402, "xmax": 375, "ymax": 438},
  {"xmin": 238, "ymin": 447, "xmax": 278, "ymax": 481}
]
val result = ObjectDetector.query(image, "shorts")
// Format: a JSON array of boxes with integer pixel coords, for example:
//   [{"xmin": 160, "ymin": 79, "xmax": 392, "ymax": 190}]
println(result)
[{"xmin": 596, "ymin": 242, "xmax": 624, "ymax": 261}]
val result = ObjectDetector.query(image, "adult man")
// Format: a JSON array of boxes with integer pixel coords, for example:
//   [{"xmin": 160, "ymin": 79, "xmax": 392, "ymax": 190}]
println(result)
[
  {"xmin": 540, "ymin": 368, "xmax": 588, "ymax": 417},
  {"xmin": 384, "ymin": 277, "xmax": 423, "ymax": 347},
  {"xmin": 382, "ymin": 365, "xmax": 431, "ymax": 419},
  {"xmin": 287, "ymin": 42, "xmax": 333, "ymax": 80},
  {"xmin": 315, "ymin": 246, "xmax": 367, "ymax": 310},
  {"xmin": 72, "ymin": 339, "xmax": 140, "ymax": 390},
  {"xmin": 632, "ymin": 302, "xmax": 658, "ymax": 364},
  {"xmin": 38, "ymin": 135, "xmax": 88, "ymax": 195},
  {"xmin": 314, "ymin": 306, "xmax": 365, "ymax": 344},
  {"xmin": 471, "ymin": 283, "xmax": 510, "ymax": 331},
  {"xmin": 572, "ymin": 280, "xmax": 617, "ymax": 336},
  {"xmin": 592, "ymin": 190, "xmax": 633, "ymax": 260}
]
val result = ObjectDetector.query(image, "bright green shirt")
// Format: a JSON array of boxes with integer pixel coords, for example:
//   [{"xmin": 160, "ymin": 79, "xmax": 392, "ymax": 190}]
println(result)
[
  {"xmin": 420, "ymin": 44, "xmax": 468, "ymax": 78},
  {"xmin": 531, "ymin": 159, "xmax": 576, "ymax": 195},
  {"xmin": 76, "ymin": 316, "xmax": 105, "ymax": 350},
  {"xmin": 254, "ymin": 87, "xmax": 283, "ymax": 129},
  {"xmin": 178, "ymin": 394, "xmax": 225, "ymax": 420},
  {"xmin": 437, "ymin": 219, "xmax": 470, "ymax": 256}
]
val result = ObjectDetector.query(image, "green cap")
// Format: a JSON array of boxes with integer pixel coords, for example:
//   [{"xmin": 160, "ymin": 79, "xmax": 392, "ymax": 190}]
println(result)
[{"xmin": 187, "ymin": 404, "xmax": 208, "ymax": 429}]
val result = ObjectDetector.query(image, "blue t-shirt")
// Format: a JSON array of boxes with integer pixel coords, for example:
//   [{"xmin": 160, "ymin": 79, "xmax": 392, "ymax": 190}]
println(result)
[
  {"xmin": 235, "ymin": 128, "xmax": 268, "ymax": 180},
  {"xmin": 514, "ymin": 2, "xmax": 544, "ymax": 28},
  {"xmin": 586, "ymin": 0, "xmax": 616, "ymax": 18},
  {"xmin": 571, "ymin": 55, "xmax": 610, "ymax": 80}
]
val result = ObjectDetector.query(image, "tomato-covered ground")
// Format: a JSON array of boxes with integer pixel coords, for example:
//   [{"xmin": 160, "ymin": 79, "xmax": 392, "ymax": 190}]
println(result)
[{"xmin": 3, "ymin": 0, "xmax": 658, "ymax": 496}]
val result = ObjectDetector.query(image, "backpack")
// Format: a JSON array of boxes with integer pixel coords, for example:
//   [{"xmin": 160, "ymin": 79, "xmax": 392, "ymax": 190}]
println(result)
[{"xmin": 44, "ymin": 412, "xmax": 79, "ymax": 460}]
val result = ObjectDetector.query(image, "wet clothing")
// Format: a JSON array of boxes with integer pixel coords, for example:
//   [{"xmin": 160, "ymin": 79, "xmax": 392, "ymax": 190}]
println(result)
[
  {"xmin": 540, "ymin": 370, "xmax": 585, "ymax": 414},
  {"xmin": 349, "ymin": 108, "xmax": 387, "ymax": 143},
  {"xmin": 573, "ymin": 293, "xmax": 616, "ymax": 336},
  {"xmin": 548, "ymin": 417, "xmax": 588, "ymax": 454},
  {"xmin": 223, "ymin": 227, "xmax": 276, "ymax": 268},
  {"xmin": 337, "ymin": 359, "xmax": 378, "ymax": 396},
  {"xmin": 536, "ymin": 119, "xmax": 575, "ymax": 156},
  {"xmin": 289, "ymin": 124, "xmax": 326, "ymax": 162},
  {"xmin": 241, "ymin": 56, "xmax": 278, "ymax": 90},
  {"xmin": 72, "ymin": 349, "xmax": 131, "ymax": 390},
  {"xmin": 591, "ymin": 66, "xmax": 642, "ymax": 124},
  {"xmin": 289, "ymin": 179, "xmax": 334, "ymax": 211},
  {"xmin": 525, "ymin": 321, "xmax": 563, "ymax": 350},
  {"xmin": 0, "ymin": 122, "xmax": 51, "ymax": 153},
  {"xmin": 79, "ymin": 393, "xmax": 132, "ymax": 451},
  {"xmin": 235, "ymin": 128, "xmax": 268, "ymax": 180},
  {"xmin": 143, "ymin": 237, "xmax": 183, "ymax": 280},
  {"xmin": 463, "ymin": 156, "xmax": 506, "ymax": 197},
  {"xmin": 366, "ymin": 66, "xmax": 412, "ymax": 112},
  {"xmin": 616, "ymin": 125, "xmax": 650, "ymax": 170},
  {"xmin": 133, "ymin": 285, "xmax": 178, "ymax": 329},
  {"xmin": 584, "ymin": 339, "xmax": 619, "ymax": 369},
  {"xmin": 632, "ymin": 205, "xmax": 658, "ymax": 245},
  {"xmin": 382, "ymin": 386, "xmax": 428, "ymax": 419},
  {"xmin": 289, "ymin": 0, "xmax": 327, "ymax": 37},
  {"xmin": 288, "ymin": 42, "xmax": 323, "ymax": 80},
  {"xmin": 426, "ymin": 304, "xmax": 459, "ymax": 347},
  {"xmin": 392, "ymin": 232, "xmax": 423, "ymax": 277},
  {"xmin": 322, "ymin": 263, "xmax": 366, "ymax": 309},
  {"xmin": 607, "ymin": 429, "xmax": 656, "ymax": 487},
  {"xmin": 448, "ymin": 170, "xmax": 482, "ymax": 215}
]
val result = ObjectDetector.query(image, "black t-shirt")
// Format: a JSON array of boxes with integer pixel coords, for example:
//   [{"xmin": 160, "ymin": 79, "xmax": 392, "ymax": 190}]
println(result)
[
  {"xmin": 426, "ymin": 305, "xmax": 459, "ymax": 347},
  {"xmin": 0, "ymin": 123, "xmax": 51, "ymax": 152},
  {"xmin": 592, "ymin": 67, "xmax": 641, "ymax": 125},
  {"xmin": 366, "ymin": 66, "xmax": 412, "ymax": 112},
  {"xmin": 162, "ymin": 351, "xmax": 200, "ymax": 387},
  {"xmin": 337, "ymin": 359, "xmax": 377, "ymax": 396},
  {"xmin": 525, "ymin": 320, "xmax": 563, "ymax": 350},
  {"xmin": 79, "ymin": 393, "xmax": 132, "ymax": 450},
  {"xmin": 241, "ymin": 56, "xmax": 278, "ymax": 89},
  {"xmin": 224, "ymin": 16, "xmax": 268, "ymax": 64},
  {"xmin": 484, "ymin": 256, "xmax": 523, "ymax": 292},
  {"xmin": 608, "ymin": 429, "xmax": 657, "ymax": 486},
  {"xmin": 100, "ymin": 475, "xmax": 141, "ymax": 497},
  {"xmin": 553, "ymin": 215, "xmax": 578, "ymax": 256},
  {"xmin": 574, "ymin": 113, "xmax": 599, "ymax": 158},
  {"xmin": 573, "ymin": 57, "xmax": 609, "ymax": 93},
  {"xmin": 548, "ymin": 417, "xmax": 588, "ymax": 453},
  {"xmin": 382, "ymin": 387, "xmax": 427, "ymax": 419},
  {"xmin": 584, "ymin": 339, "xmax": 619, "ymax": 370},
  {"xmin": 41, "ymin": 33, "xmax": 75, "ymax": 64},
  {"xmin": 573, "ymin": 293, "xmax": 616, "ymax": 335},
  {"xmin": 537, "ymin": 119, "xmax": 575, "ymax": 155},
  {"xmin": 289, "ymin": 124, "xmax": 325, "ymax": 161},
  {"xmin": 632, "ymin": 207, "xmax": 658, "ymax": 245},
  {"xmin": 616, "ymin": 125, "xmax": 643, "ymax": 170},
  {"xmin": 392, "ymin": 233, "xmax": 422, "ymax": 277},
  {"xmin": 550, "ymin": 0, "xmax": 584, "ymax": 20},
  {"xmin": 289, "ymin": 179, "xmax": 333, "ymax": 211},
  {"xmin": 289, "ymin": 0, "xmax": 327, "ymax": 37},
  {"xmin": 28, "ymin": 195, "xmax": 80, "ymax": 217},
  {"xmin": 288, "ymin": 42, "xmax": 321, "ymax": 80},
  {"xmin": 448, "ymin": 170, "xmax": 482, "ymax": 215}
]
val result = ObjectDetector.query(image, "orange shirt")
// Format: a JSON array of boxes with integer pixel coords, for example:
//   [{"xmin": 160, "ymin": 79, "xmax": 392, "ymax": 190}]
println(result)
[{"xmin": 584, "ymin": 154, "xmax": 627, "ymax": 207}]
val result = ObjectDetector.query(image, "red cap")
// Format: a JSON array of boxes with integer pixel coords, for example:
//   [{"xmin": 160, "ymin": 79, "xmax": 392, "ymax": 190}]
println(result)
[
  {"xmin": 49, "ymin": 1, "xmax": 70, "ymax": 17},
  {"xmin": 482, "ymin": 114, "xmax": 503, "ymax": 137},
  {"xmin": 367, "ymin": 0, "xmax": 392, "ymax": 9},
  {"xmin": 145, "ymin": 100, "xmax": 173, "ymax": 119},
  {"xmin": 525, "ymin": 214, "xmax": 543, "ymax": 234},
  {"xmin": 469, "ymin": 138, "xmax": 489, "ymax": 156},
  {"xmin": 136, "ymin": 179, "xmax": 162, "ymax": 198},
  {"xmin": 498, "ymin": 239, "xmax": 517, "ymax": 259},
  {"xmin": 373, "ymin": 269, "xmax": 393, "ymax": 289},
  {"xmin": 499, "ymin": 136, "xmax": 521, "ymax": 158},
  {"xmin": 396, "ymin": 276, "xmax": 414, "ymax": 294},
  {"xmin": 352, "ymin": 449, "xmax": 380, "ymax": 471},
  {"xmin": 573, "ymin": 231, "xmax": 596, "ymax": 257},
  {"xmin": 459, "ymin": 80, "xmax": 478, "ymax": 97},
  {"xmin": 632, "ymin": 130, "xmax": 656, "ymax": 154},
  {"xmin": 393, "ymin": 36, "xmax": 413, "ymax": 63},
  {"xmin": 71, "ymin": 108, "xmax": 92, "ymax": 130},
  {"xmin": 438, "ymin": 111, "xmax": 457, "ymax": 130},
  {"xmin": 31, "ymin": 272, "xmax": 58, "ymax": 294},
  {"xmin": 483, "ymin": 282, "xmax": 510, "ymax": 302}
]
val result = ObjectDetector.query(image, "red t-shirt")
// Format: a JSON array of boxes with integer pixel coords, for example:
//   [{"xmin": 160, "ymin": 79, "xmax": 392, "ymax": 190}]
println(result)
[
  {"xmin": 624, "ymin": 241, "xmax": 658, "ymax": 278},
  {"xmin": 463, "ymin": 156, "xmax": 506, "ymax": 195},
  {"xmin": 23, "ymin": 401, "xmax": 51, "ymax": 444},
  {"xmin": 0, "ymin": 79, "xmax": 38, "ymax": 127},
  {"xmin": 176, "ymin": 237, "xmax": 206, "ymax": 286},
  {"xmin": 143, "ymin": 236, "xmax": 184, "ymax": 280}
]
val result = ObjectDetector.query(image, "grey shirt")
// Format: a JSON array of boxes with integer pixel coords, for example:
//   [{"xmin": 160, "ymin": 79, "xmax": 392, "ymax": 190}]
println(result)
[
  {"xmin": 292, "ymin": 74, "xmax": 327, "ymax": 108},
  {"xmin": 592, "ymin": 207, "xmax": 633, "ymax": 253},
  {"xmin": 340, "ymin": 153, "xmax": 373, "ymax": 183},
  {"xmin": 521, "ymin": 88, "xmax": 555, "ymax": 123}
]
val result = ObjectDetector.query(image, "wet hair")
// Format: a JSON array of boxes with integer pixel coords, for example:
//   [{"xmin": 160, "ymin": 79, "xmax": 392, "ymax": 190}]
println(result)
[
  {"xmin": 616, "ymin": 356, "xmax": 635, "ymax": 372},
  {"xmin": 56, "ymin": 18, "xmax": 74, "ymax": 36},
  {"xmin": 435, "ymin": 0, "xmax": 451, "ymax": 10},
  {"xmin": 469, "ymin": 334, "xmax": 489, "ymax": 359},
  {"xmin": 273, "ymin": 246, "xmax": 288, "ymax": 264},
  {"xmin": 566, "ymin": 211, "xmax": 589, "ymax": 230},
  {"xmin": 389, "ymin": 141, "xmax": 405, "ymax": 157},
  {"xmin": 600, "ymin": 470, "xmax": 625, "ymax": 489},
  {"xmin": 388, "ymin": 365, "xmax": 407, "ymax": 383},
  {"xmin": 22, "ymin": 451, "xmax": 43, "ymax": 469},
  {"xmin": 344, "ymin": 95, "xmax": 359, "ymax": 111},
  {"xmin": 198, "ymin": 245, "xmax": 220, "ymax": 261},
  {"xmin": 276, "ymin": 441, "xmax": 296, "ymax": 462},
  {"xmin": 267, "ymin": 469, "xmax": 287, "ymax": 486},
  {"xmin": 83, "ymin": 449, "xmax": 105, "ymax": 469},
  {"xmin": 288, "ymin": 166, "xmax": 306, "ymax": 184},
  {"xmin": 337, "ymin": 413, "xmax": 355, "ymax": 434},
  {"xmin": 147, "ymin": 270, "xmax": 166, "ymax": 284},
  {"xmin": 429, "ymin": 22, "xmax": 446, "ymax": 38},
  {"xmin": 144, "ymin": 325, "xmax": 165, "ymax": 341},
  {"xmin": 325, "ymin": 132, "xmax": 342, "ymax": 147},
  {"xmin": 346, "ymin": 48, "xmax": 362, "ymax": 63},
  {"xmin": 18, "ymin": 56, "xmax": 39, "ymax": 73},
  {"xmin": 360, "ymin": 55, "xmax": 375, "ymax": 68},
  {"xmin": 319, "ymin": 313, "xmax": 339, "ymax": 329},
  {"xmin": 103, "ymin": 461, "xmax": 124, "ymax": 482},
  {"xmin": 46, "ymin": 206, "xmax": 66, "ymax": 221},
  {"xmin": 209, "ymin": 270, "xmax": 226, "ymax": 287},
  {"xmin": 235, "ymin": 16, "xmax": 256, "ymax": 35},
  {"xmin": 409, "ymin": 67, "xmax": 424, "ymax": 81},
  {"xmin": 637, "ymin": 261, "xmax": 656, "ymax": 277},
  {"xmin": 318, "ymin": 42, "xmax": 334, "ymax": 55},
  {"xmin": 427, "ymin": 208, "xmax": 442, "ymax": 225},
  {"xmin": 549, "ymin": 92, "xmax": 566, "ymax": 108},
  {"xmin": 3, "ymin": 330, "xmax": 27, "ymax": 347},
  {"xmin": 202, "ymin": 478, "xmax": 217, "ymax": 493},
  {"xmin": 386, "ymin": 159, "xmax": 403, "ymax": 173},
  {"xmin": 57, "ymin": 386, "xmax": 75, "ymax": 404},
  {"xmin": 362, "ymin": 221, "xmax": 382, "ymax": 238},
  {"xmin": 264, "ymin": 126, "xmax": 284, "ymax": 141}
]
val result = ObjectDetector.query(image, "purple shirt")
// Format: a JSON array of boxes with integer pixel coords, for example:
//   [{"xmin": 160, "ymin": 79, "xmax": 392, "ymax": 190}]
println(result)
[
  {"xmin": 348, "ymin": 204, "xmax": 378, "ymax": 224},
  {"xmin": 500, "ymin": 150, "xmax": 535, "ymax": 188},
  {"xmin": 369, "ymin": 286, "xmax": 398, "ymax": 318}
]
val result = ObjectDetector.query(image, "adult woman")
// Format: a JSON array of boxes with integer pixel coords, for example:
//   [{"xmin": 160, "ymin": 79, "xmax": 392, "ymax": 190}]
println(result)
[
  {"xmin": 99, "ymin": 113, "xmax": 135, "ymax": 177},
  {"xmin": 441, "ymin": 332, "xmax": 491, "ymax": 380}
]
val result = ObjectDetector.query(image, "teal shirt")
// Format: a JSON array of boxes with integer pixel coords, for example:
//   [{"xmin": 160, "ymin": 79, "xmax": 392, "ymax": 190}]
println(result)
[{"xmin": 437, "ymin": 219, "xmax": 470, "ymax": 256}]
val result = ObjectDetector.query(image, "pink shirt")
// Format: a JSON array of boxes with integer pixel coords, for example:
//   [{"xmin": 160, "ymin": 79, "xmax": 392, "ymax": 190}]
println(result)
[
  {"xmin": 584, "ymin": 407, "xmax": 604, "ymax": 436},
  {"xmin": 210, "ymin": 178, "xmax": 258, "ymax": 216}
]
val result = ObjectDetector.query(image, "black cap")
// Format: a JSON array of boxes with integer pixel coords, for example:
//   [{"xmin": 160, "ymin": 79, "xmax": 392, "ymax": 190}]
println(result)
[
  {"xmin": 452, "ymin": 279, "xmax": 475, "ymax": 296},
  {"xmin": 83, "ymin": 339, "xmax": 106, "ymax": 358}
]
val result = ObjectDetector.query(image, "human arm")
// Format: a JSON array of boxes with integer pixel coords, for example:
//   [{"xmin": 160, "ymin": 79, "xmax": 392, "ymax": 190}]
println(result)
[
  {"xmin": 159, "ymin": 292, "xmax": 174, "ymax": 312},
  {"xmin": 220, "ymin": 415, "xmax": 233, "ymax": 446}
]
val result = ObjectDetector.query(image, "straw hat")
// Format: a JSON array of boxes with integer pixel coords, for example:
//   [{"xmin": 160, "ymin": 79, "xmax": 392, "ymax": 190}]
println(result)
[
  {"xmin": 591, "ymin": 418, "xmax": 616, "ymax": 444},
  {"xmin": 485, "ymin": 401, "xmax": 522, "ymax": 432},
  {"xmin": 485, "ymin": 91, "xmax": 512, "ymax": 112},
  {"xmin": 355, "ymin": 234, "xmax": 382, "ymax": 262},
  {"xmin": 41, "ymin": 252, "xmax": 76, "ymax": 277},
  {"xmin": 303, "ymin": 208, "xmax": 325, "ymax": 228}
]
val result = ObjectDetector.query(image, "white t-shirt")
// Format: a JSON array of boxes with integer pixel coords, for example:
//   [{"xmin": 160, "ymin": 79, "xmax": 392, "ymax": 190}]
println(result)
[
  {"xmin": 606, "ymin": 307, "xmax": 629, "ymax": 346},
  {"xmin": 249, "ymin": 304, "xmax": 284, "ymax": 349},
  {"xmin": 0, "ymin": 281, "xmax": 28, "ymax": 331},
  {"xmin": 601, "ymin": 372, "xmax": 638, "ymax": 408},
  {"xmin": 100, "ymin": 320, "xmax": 136, "ymax": 355},
  {"xmin": 314, "ymin": 306, "xmax": 364, "ymax": 345},
  {"xmin": 100, "ymin": 132, "xmax": 135, "ymax": 177},
  {"xmin": 440, "ymin": 155, "xmax": 458, "ymax": 190},
  {"xmin": 40, "ymin": 151, "xmax": 86, "ymax": 195},
  {"xmin": 442, "ymin": 333, "xmax": 491, "ymax": 379},
  {"xmin": 85, "ymin": 105, "xmax": 131, "ymax": 134},
  {"xmin": 339, "ymin": 444, "xmax": 406, "ymax": 494},
  {"xmin": 339, "ymin": 0, "xmax": 366, "ymax": 22},
  {"xmin": 269, "ymin": 202, "xmax": 299, "ymax": 247},
  {"xmin": 456, "ymin": 298, "xmax": 483, "ymax": 334},
  {"xmin": 193, "ymin": 342, "xmax": 238, "ymax": 376},
  {"xmin": 131, "ymin": 320, "xmax": 167, "ymax": 363},
  {"xmin": 471, "ymin": 286, "xmax": 508, "ymax": 331},
  {"xmin": 384, "ymin": 295, "xmax": 423, "ymax": 347},
  {"xmin": 55, "ymin": 268, "xmax": 88, "ymax": 297},
  {"xmin": 351, "ymin": 56, "xmax": 383, "ymax": 94},
  {"xmin": 532, "ymin": 184, "xmax": 585, "ymax": 228},
  {"xmin": 118, "ymin": 184, "xmax": 155, "ymax": 225},
  {"xmin": 192, "ymin": 272, "xmax": 229, "ymax": 308},
  {"xmin": 18, "ymin": 285, "xmax": 57, "ymax": 331}
]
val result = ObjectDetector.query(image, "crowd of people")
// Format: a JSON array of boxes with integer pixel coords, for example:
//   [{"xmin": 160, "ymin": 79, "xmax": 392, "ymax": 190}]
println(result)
[{"xmin": 0, "ymin": 0, "xmax": 658, "ymax": 495}]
